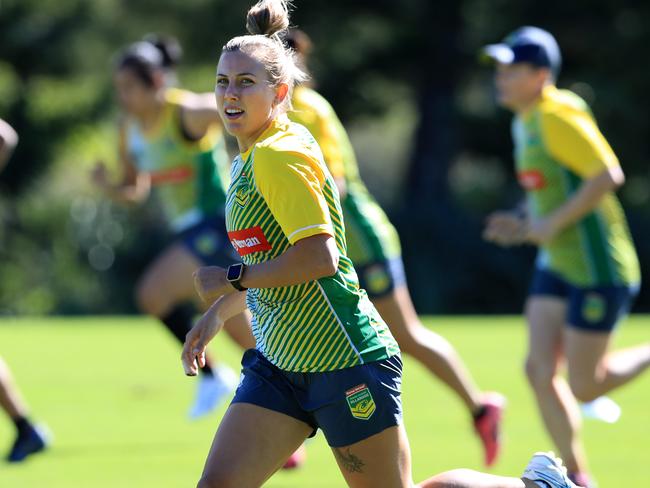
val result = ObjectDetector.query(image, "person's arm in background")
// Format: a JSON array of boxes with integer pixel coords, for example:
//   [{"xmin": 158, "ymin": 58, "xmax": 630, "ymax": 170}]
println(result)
[
  {"xmin": 525, "ymin": 167, "xmax": 623, "ymax": 244},
  {"xmin": 0, "ymin": 118, "xmax": 19, "ymax": 173},
  {"xmin": 179, "ymin": 92, "xmax": 223, "ymax": 140},
  {"xmin": 91, "ymin": 120, "xmax": 151, "ymax": 203},
  {"xmin": 524, "ymin": 109, "xmax": 624, "ymax": 245}
]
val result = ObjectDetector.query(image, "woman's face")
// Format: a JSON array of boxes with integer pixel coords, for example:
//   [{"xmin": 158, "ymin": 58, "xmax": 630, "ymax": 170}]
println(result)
[
  {"xmin": 113, "ymin": 68, "xmax": 157, "ymax": 116},
  {"xmin": 494, "ymin": 63, "xmax": 547, "ymax": 112},
  {"xmin": 215, "ymin": 50, "xmax": 286, "ymax": 152}
]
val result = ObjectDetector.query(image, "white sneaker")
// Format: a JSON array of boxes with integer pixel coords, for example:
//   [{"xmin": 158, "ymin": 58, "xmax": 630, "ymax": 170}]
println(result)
[
  {"xmin": 581, "ymin": 396, "xmax": 621, "ymax": 424},
  {"xmin": 188, "ymin": 365, "xmax": 239, "ymax": 420},
  {"xmin": 522, "ymin": 452, "xmax": 578, "ymax": 488}
]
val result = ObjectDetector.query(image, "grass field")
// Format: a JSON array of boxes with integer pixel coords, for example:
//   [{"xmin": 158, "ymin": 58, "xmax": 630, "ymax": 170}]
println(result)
[{"xmin": 0, "ymin": 316, "xmax": 648, "ymax": 487}]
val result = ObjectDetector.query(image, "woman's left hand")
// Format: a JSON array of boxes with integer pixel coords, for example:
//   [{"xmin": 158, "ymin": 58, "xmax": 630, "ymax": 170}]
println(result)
[
  {"xmin": 193, "ymin": 266, "xmax": 233, "ymax": 303},
  {"xmin": 524, "ymin": 217, "xmax": 559, "ymax": 245}
]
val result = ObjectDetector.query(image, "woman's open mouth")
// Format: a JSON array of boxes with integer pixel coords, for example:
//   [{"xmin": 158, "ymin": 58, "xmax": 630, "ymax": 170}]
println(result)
[{"xmin": 224, "ymin": 107, "xmax": 245, "ymax": 120}]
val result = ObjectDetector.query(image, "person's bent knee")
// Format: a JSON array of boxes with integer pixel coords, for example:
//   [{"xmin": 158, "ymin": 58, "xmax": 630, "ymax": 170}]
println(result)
[
  {"xmin": 524, "ymin": 357, "xmax": 555, "ymax": 389},
  {"xmin": 568, "ymin": 377, "xmax": 600, "ymax": 403},
  {"xmin": 394, "ymin": 329, "xmax": 420, "ymax": 356},
  {"xmin": 399, "ymin": 327, "xmax": 448, "ymax": 360}
]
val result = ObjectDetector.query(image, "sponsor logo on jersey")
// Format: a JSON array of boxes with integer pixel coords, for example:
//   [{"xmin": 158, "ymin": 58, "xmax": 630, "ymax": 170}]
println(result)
[
  {"xmin": 582, "ymin": 292, "xmax": 606, "ymax": 323},
  {"xmin": 345, "ymin": 384, "xmax": 376, "ymax": 420},
  {"xmin": 517, "ymin": 169, "xmax": 547, "ymax": 190},
  {"xmin": 228, "ymin": 226, "xmax": 272, "ymax": 256},
  {"xmin": 148, "ymin": 165, "xmax": 194, "ymax": 185}
]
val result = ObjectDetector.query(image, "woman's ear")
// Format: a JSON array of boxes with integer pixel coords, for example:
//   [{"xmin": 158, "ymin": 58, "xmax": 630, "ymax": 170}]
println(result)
[{"xmin": 274, "ymin": 83, "xmax": 289, "ymax": 106}]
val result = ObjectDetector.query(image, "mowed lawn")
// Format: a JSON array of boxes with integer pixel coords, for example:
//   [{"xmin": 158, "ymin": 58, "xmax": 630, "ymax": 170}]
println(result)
[{"xmin": 0, "ymin": 316, "xmax": 648, "ymax": 487}]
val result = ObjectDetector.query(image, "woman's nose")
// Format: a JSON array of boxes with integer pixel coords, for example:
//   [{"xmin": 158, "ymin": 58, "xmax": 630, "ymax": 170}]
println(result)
[{"xmin": 224, "ymin": 83, "xmax": 239, "ymax": 100}]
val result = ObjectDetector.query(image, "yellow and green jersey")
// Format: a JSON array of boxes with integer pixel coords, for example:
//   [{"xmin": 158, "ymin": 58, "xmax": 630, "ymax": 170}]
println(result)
[
  {"xmin": 289, "ymin": 86, "xmax": 401, "ymax": 266},
  {"xmin": 226, "ymin": 115, "xmax": 399, "ymax": 373},
  {"xmin": 124, "ymin": 88, "xmax": 229, "ymax": 232},
  {"xmin": 514, "ymin": 85, "xmax": 639, "ymax": 286}
]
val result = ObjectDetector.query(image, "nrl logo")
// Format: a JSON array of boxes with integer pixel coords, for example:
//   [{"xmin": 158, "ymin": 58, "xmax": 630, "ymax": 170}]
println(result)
[
  {"xmin": 235, "ymin": 174, "xmax": 249, "ymax": 207},
  {"xmin": 345, "ymin": 384, "xmax": 376, "ymax": 420}
]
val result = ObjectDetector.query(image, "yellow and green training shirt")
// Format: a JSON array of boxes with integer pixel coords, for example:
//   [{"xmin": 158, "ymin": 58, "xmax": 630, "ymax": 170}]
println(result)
[
  {"xmin": 514, "ymin": 85, "xmax": 639, "ymax": 287},
  {"xmin": 225, "ymin": 114, "xmax": 399, "ymax": 373},
  {"xmin": 289, "ymin": 86, "xmax": 401, "ymax": 268},
  {"xmin": 124, "ymin": 88, "xmax": 229, "ymax": 232}
]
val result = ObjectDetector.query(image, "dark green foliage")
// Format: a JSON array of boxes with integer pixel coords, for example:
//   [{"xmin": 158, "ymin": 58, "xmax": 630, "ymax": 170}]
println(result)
[{"xmin": 1, "ymin": 0, "xmax": 648, "ymax": 313}]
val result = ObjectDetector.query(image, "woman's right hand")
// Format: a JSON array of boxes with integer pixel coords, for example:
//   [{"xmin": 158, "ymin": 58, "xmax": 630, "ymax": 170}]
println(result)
[
  {"xmin": 483, "ymin": 210, "xmax": 527, "ymax": 247},
  {"xmin": 181, "ymin": 306, "xmax": 224, "ymax": 376}
]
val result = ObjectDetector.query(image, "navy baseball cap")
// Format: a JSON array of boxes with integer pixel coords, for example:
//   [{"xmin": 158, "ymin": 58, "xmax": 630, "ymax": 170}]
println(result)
[{"xmin": 481, "ymin": 26, "xmax": 562, "ymax": 77}]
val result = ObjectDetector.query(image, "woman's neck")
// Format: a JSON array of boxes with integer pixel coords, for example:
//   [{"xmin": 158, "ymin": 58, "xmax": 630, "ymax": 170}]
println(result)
[
  {"xmin": 237, "ymin": 115, "xmax": 277, "ymax": 154},
  {"xmin": 135, "ymin": 93, "xmax": 165, "ymax": 131}
]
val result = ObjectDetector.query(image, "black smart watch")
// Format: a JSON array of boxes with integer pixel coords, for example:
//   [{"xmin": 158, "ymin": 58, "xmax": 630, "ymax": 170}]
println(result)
[{"xmin": 226, "ymin": 263, "xmax": 247, "ymax": 291}]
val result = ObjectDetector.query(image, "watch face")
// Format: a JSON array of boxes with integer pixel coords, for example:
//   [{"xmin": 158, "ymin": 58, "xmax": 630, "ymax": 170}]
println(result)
[{"xmin": 227, "ymin": 264, "xmax": 242, "ymax": 281}]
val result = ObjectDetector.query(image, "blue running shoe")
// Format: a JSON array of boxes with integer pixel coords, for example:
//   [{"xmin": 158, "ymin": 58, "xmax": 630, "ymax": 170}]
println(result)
[{"xmin": 7, "ymin": 424, "xmax": 50, "ymax": 462}]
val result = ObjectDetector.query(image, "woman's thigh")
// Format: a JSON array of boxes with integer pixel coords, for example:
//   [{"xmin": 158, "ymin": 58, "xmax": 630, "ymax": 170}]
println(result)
[
  {"xmin": 199, "ymin": 402, "xmax": 312, "ymax": 488},
  {"xmin": 331, "ymin": 424, "xmax": 412, "ymax": 488}
]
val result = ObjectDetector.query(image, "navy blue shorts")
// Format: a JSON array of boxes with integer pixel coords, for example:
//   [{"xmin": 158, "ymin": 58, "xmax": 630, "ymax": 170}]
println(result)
[
  {"xmin": 231, "ymin": 349, "xmax": 403, "ymax": 447},
  {"xmin": 177, "ymin": 216, "xmax": 239, "ymax": 267},
  {"xmin": 355, "ymin": 257, "xmax": 407, "ymax": 299},
  {"xmin": 529, "ymin": 267, "xmax": 639, "ymax": 332}
]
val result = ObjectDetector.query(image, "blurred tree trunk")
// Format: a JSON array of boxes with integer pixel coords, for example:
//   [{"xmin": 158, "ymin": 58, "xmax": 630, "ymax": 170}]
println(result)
[{"xmin": 405, "ymin": 4, "xmax": 461, "ymax": 209}]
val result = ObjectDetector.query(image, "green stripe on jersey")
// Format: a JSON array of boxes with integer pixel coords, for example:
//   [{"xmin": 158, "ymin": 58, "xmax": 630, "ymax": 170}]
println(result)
[{"xmin": 564, "ymin": 170, "xmax": 615, "ymax": 284}]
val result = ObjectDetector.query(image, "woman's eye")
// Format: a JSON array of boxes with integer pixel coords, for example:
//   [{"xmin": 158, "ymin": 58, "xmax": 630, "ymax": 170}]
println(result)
[
  {"xmin": 216, "ymin": 78, "xmax": 228, "ymax": 86},
  {"xmin": 240, "ymin": 78, "xmax": 254, "ymax": 86}
]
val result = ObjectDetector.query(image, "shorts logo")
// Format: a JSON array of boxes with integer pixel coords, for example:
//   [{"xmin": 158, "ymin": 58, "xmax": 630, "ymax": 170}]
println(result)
[
  {"xmin": 517, "ymin": 170, "xmax": 547, "ymax": 190},
  {"xmin": 228, "ymin": 226, "xmax": 272, "ymax": 256},
  {"xmin": 345, "ymin": 384, "xmax": 376, "ymax": 420},
  {"xmin": 194, "ymin": 231, "xmax": 219, "ymax": 257},
  {"xmin": 583, "ymin": 292, "xmax": 606, "ymax": 323},
  {"xmin": 364, "ymin": 264, "xmax": 391, "ymax": 295}
]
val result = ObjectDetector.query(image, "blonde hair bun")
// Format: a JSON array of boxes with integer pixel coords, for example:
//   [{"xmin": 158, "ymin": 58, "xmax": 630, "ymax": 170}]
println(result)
[{"xmin": 246, "ymin": 0, "xmax": 291, "ymax": 38}]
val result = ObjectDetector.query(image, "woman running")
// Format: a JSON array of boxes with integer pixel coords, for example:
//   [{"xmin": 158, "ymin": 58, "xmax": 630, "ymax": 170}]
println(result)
[
  {"xmin": 181, "ymin": 2, "xmax": 577, "ymax": 487},
  {"xmin": 92, "ymin": 36, "xmax": 254, "ymax": 419},
  {"xmin": 285, "ymin": 28, "xmax": 504, "ymax": 466},
  {"xmin": 482, "ymin": 26, "xmax": 650, "ymax": 487},
  {"xmin": 0, "ymin": 122, "xmax": 50, "ymax": 462}
]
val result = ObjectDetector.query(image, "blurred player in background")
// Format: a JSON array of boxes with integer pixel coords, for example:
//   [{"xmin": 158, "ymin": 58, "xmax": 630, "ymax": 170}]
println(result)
[
  {"xmin": 285, "ymin": 28, "xmax": 504, "ymax": 467},
  {"xmin": 482, "ymin": 26, "xmax": 650, "ymax": 487},
  {"xmin": 0, "ymin": 120, "xmax": 50, "ymax": 462},
  {"xmin": 92, "ymin": 36, "xmax": 255, "ymax": 419}
]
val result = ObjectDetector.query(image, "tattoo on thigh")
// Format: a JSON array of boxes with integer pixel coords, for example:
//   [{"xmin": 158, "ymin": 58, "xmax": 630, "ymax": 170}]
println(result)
[{"xmin": 334, "ymin": 447, "xmax": 365, "ymax": 473}]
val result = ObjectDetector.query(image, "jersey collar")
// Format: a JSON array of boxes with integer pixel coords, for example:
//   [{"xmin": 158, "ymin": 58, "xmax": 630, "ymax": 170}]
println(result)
[{"xmin": 240, "ymin": 114, "xmax": 291, "ymax": 161}]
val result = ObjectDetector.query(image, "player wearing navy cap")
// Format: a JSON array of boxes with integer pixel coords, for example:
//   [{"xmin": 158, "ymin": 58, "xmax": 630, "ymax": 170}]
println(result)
[{"xmin": 482, "ymin": 26, "xmax": 650, "ymax": 488}]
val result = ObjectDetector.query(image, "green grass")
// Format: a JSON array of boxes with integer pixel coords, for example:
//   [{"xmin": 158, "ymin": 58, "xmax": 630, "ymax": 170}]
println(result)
[{"xmin": 0, "ymin": 316, "xmax": 648, "ymax": 487}]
